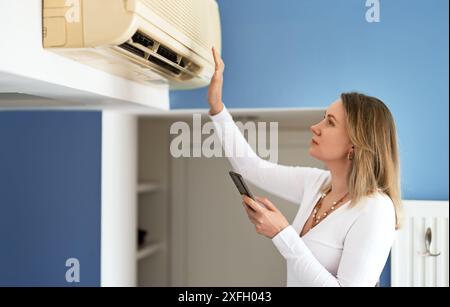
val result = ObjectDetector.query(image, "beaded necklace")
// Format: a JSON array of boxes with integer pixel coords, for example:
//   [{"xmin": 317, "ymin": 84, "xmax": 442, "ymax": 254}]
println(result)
[{"xmin": 311, "ymin": 190, "xmax": 349, "ymax": 225}]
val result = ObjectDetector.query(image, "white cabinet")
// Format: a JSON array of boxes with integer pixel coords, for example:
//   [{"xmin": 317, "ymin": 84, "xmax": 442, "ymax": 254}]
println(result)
[{"xmin": 0, "ymin": 1, "xmax": 168, "ymax": 111}]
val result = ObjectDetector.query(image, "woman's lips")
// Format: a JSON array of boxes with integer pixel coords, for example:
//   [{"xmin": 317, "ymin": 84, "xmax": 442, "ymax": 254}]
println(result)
[{"xmin": 312, "ymin": 139, "xmax": 319, "ymax": 145}]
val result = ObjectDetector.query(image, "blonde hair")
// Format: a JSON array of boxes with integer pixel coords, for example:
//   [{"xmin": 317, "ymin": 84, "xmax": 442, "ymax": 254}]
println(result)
[{"xmin": 323, "ymin": 92, "xmax": 402, "ymax": 229}]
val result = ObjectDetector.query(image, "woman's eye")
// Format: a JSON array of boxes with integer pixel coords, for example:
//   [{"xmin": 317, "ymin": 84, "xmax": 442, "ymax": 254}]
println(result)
[{"xmin": 323, "ymin": 115, "xmax": 334, "ymax": 126}]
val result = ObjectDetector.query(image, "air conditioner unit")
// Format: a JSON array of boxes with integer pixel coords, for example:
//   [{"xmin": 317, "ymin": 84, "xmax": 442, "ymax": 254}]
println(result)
[{"xmin": 42, "ymin": 0, "xmax": 221, "ymax": 89}]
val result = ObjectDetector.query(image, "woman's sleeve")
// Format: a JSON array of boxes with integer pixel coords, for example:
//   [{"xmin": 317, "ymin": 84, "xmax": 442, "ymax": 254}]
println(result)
[
  {"xmin": 209, "ymin": 104, "xmax": 328, "ymax": 205},
  {"xmin": 271, "ymin": 197, "xmax": 396, "ymax": 287}
]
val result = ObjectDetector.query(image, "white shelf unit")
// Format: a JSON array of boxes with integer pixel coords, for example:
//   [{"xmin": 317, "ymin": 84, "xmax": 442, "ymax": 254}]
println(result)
[
  {"xmin": 136, "ymin": 118, "xmax": 171, "ymax": 286},
  {"xmin": 136, "ymin": 181, "xmax": 162, "ymax": 263}
]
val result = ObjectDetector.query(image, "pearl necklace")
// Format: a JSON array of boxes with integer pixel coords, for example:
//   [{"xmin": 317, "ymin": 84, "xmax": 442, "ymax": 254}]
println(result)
[{"xmin": 311, "ymin": 191, "xmax": 349, "ymax": 225}]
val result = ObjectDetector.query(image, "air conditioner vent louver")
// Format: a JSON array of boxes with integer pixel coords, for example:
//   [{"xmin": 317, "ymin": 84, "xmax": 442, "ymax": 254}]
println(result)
[
  {"xmin": 118, "ymin": 31, "xmax": 201, "ymax": 78},
  {"xmin": 119, "ymin": 42, "xmax": 146, "ymax": 58},
  {"xmin": 148, "ymin": 55, "xmax": 181, "ymax": 75},
  {"xmin": 132, "ymin": 32, "xmax": 154, "ymax": 48},
  {"xmin": 157, "ymin": 45, "xmax": 178, "ymax": 64}
]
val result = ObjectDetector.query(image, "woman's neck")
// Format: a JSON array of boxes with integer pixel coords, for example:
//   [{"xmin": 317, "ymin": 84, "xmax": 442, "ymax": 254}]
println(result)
[{"xmin": 326, "ymin": 160, "xmax": 351, "ymax": 196}]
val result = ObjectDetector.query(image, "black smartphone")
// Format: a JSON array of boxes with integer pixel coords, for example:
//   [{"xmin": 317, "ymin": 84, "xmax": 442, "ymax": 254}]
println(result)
[{"xmin": 229, "ymin": 171, "xmax": 255, "ymax": 200}]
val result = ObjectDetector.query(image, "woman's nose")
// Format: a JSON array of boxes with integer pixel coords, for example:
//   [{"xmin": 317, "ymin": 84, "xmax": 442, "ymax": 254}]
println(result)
[{"xmin": 310, "ymin": 123, "xmax": 320, "ymax": 135}]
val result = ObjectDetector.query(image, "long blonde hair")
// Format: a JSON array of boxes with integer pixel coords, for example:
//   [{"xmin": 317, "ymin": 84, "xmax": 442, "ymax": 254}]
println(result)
[{"xmin": 323, "ymin": 92, "xmax": 402, "ymax": 229}]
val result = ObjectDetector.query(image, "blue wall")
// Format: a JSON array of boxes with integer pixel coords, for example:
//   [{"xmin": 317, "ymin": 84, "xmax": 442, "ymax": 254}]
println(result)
[
  {"xmin": 0, "ymin": 111, "xmax": 101, "ymax": 286},
  {"xmin": 170, "ymin": 0, "xmax": 449, "ymax": 286}
]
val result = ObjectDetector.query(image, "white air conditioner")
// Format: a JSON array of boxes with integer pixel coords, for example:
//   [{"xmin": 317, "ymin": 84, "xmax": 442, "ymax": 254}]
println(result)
[{"xmin": 43, "ymin": 0, "xmax": 221, "ymax": 89}]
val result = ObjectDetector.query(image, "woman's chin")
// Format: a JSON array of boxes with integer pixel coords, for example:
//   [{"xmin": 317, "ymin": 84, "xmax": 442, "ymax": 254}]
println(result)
[{"xmin": 308, "ymin": 148, "xmax": 322, "ymax": 160}]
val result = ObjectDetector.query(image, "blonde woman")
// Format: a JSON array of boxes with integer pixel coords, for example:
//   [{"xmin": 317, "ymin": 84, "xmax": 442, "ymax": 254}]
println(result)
[{"xmin": 207, "ymin": 47, "xmax": 401, "ymax": 287}]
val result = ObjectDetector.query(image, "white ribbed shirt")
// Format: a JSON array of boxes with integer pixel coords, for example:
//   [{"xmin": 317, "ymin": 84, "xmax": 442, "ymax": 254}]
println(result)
[{"xmin": 209, "ymin": 105, "xmax": 396, "ymax": 287}]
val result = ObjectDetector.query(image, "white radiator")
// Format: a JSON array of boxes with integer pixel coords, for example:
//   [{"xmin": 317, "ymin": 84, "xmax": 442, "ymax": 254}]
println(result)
[{"xmin": 391, "ymin": 200, "xmax": 449, "ymax": 287}]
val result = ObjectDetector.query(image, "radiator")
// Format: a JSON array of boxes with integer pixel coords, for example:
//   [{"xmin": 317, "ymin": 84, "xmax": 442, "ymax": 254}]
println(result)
[{"xmin": 391, "ymin": 200, "xmax": 449, "ymax": 287}]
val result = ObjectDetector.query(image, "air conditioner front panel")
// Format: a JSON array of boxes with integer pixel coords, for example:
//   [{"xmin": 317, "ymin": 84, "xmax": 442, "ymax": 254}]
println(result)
[{"xmin": 83, "ymin": 0, "xmax": 138, "ymax": 46}]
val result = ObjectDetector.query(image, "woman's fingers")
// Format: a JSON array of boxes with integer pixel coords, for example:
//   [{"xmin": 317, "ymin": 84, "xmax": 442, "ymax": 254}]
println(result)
[
  {"xmin": 211, "ymin": 46, "xmax": 224, "ymax": 73},
  {"xmin": 242, "ymin": 201, "xmax": 258, "ymax": 224},
  {"xmin": 242, "ymin": 195, "xmax": 262, "ymax": 212},
  {"xmin": 212, "ymin": 47, "xmax": 220, "ymax": 66}
]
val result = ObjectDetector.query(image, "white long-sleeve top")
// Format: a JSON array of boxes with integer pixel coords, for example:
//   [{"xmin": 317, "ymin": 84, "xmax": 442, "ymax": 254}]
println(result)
[{"xmin": 209, "ymin": 105, "xmax": 396, "ymax": 287}]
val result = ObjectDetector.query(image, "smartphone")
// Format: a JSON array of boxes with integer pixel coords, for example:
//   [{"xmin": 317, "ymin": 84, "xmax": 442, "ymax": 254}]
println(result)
[{"xmin": 228, "ymin": 171, "xmax": 255, "ymax": 200}]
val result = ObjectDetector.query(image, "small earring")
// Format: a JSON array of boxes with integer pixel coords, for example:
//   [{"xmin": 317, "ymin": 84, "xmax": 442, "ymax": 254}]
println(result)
[{"xmin": 347, "ymin": 151, "xmax": 354, "ymax": 161}]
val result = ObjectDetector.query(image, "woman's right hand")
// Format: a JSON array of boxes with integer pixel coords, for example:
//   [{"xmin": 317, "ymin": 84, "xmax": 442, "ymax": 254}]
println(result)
[{"xmin": 207, "ymin": 46, "xmax": 225, "ymax": 115}]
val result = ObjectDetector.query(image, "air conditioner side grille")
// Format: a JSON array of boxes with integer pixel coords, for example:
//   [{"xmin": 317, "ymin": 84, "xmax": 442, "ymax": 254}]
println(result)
[{"xmin": 117, "ymin": 31, "xmax": 200, "ymax": 79}]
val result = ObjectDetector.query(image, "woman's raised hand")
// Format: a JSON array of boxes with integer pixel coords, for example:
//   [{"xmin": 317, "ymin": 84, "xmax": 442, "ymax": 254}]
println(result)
[{"xmin": 207, "ymin": 46, "xmax": 225, "ymax": 115}]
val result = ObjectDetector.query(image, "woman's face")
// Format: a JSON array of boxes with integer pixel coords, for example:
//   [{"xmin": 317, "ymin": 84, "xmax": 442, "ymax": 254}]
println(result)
[{"xmin": 309, "ymin": 99, "xmax": 353, "ymax": 162}]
